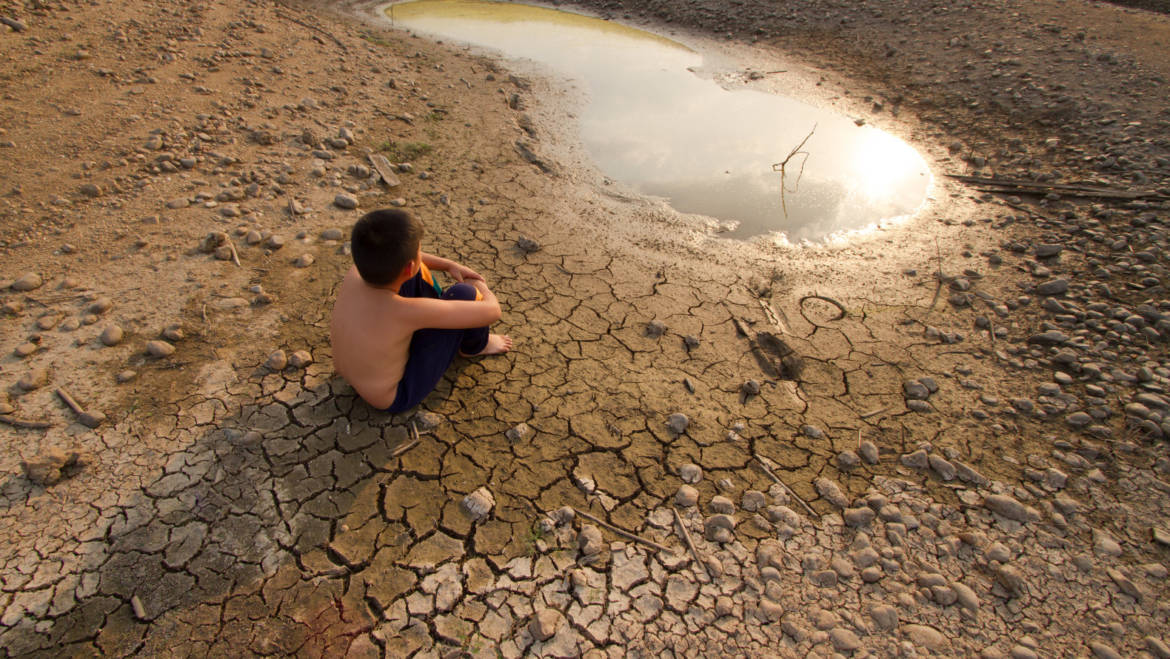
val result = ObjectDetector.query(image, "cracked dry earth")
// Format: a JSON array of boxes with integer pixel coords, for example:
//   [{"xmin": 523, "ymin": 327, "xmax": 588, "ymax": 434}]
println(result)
[{"xmin": 3, "ymin": 0, "xmax": 1170, "ymax": 657}]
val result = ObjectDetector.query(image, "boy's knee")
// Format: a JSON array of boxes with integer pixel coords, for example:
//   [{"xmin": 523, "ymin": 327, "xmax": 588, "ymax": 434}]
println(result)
[{"xmin": 443, "ymin": 282, "xmax": 477, "ymax": 301}]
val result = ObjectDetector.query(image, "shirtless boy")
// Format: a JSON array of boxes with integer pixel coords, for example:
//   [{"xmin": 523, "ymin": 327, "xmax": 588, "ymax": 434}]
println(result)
[{"xmin": 330, "ymin": 209, "xmax": 512, "ymax": 412}]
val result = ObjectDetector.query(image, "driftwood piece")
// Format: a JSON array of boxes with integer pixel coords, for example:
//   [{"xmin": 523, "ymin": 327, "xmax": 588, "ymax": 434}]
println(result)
[
  {"xmin": 754, "ymin": 455, "xmax": 818, "ymax": 517},
  {"xmin": 672, "ymin": 507, "xmax": 711, "ymax": 580},
  {"xmin": 368, "ymin": 154, "xmax": 401, "ymax": 187},
  {"xmin": 573, "ymin": 507, "xmax": 674, "ymax": 554},
  {"xmin": 0, "ymin": 414, "xmax": 51, "ymax": 430}
]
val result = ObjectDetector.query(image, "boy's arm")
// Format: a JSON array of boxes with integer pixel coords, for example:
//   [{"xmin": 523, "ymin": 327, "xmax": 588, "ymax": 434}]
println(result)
[
  {"xmin": 421, "ymin": 252, "xmax": 483, "ymax": 282},
  {"xmin": 404, "ymin": 292, "xmax": 501, "ymax": 330}
]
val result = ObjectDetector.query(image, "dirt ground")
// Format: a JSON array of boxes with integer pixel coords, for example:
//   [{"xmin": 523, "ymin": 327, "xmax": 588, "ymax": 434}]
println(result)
[{"xmin": 1, "ymin": 0, "xmax": 1170, "ymax": 656}]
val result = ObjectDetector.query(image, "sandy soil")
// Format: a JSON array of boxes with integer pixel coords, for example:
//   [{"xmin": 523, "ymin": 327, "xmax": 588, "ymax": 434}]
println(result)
[{"xmin": 1, "ymin": 0, "xmax": 1170, "ymax": 656}]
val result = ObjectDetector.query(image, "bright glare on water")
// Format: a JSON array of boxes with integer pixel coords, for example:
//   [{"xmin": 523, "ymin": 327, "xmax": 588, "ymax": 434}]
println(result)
[{"xmin": 387, "ymin": 0, "xmax": 932, "ymax": 242}]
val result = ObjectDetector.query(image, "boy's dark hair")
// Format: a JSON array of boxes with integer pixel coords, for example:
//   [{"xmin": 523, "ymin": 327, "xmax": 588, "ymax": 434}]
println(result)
[{"xmin": 350, "ymin": 209, "xmax": 424, "ymax": 286}]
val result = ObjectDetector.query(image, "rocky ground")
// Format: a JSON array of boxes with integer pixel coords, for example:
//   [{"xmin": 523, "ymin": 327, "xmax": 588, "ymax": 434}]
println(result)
[{"xmin": 2, "ymin": 0, "xmax": 1170, "ymax": 656}]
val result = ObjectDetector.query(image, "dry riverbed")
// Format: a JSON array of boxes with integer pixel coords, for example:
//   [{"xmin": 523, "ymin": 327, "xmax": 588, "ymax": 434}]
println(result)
[{"xmin": 1, "ymin": 0, "xmax": 1170, "ymax": 656}]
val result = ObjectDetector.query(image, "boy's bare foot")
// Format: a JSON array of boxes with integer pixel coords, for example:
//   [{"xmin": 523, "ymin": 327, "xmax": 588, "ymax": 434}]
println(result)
[{"xmin": 462, "ymin": 334, "xmax": 512, "ymax": 357}]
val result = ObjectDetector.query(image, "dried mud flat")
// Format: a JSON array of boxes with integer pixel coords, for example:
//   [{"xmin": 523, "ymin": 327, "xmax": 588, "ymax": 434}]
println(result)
[{"xmin": 1, "ymin": 0, "xmax": 1170, "ymax": 657}]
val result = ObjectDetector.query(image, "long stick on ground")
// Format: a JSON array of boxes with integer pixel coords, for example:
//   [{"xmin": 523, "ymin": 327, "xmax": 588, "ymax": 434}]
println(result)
[
  {"xmin": 573, "ymin": 507, "xmax": 674, "ymax": 554},
  {"xmin": 227, "ymin": 240, "xmax": 241, "ymax": 268},
  {"xmin": 672, "ymin": 507, "xmax": 712, "ymax": 580},
  {"xmin": 0, "ymin": 415, "xmax": 51, "ymax": 430},
  {"xmin": 753, "ymin": 455, "xmax": 817, "ymax": 517},
  {"xmin": 56, "ymin": 388, "xmax": 85, "ymax": 415}
]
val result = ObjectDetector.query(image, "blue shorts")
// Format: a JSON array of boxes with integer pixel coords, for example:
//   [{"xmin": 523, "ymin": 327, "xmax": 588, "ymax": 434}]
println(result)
[{"xmin": 383, "ymin": 267, "xmax": 489, "ymax": 414}]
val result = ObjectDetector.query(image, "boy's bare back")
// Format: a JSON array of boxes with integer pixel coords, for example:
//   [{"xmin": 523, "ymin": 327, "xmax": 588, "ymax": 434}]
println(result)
[{"xmin": 330, "ymin": 267, "xmax": 415, "ymax": 409}]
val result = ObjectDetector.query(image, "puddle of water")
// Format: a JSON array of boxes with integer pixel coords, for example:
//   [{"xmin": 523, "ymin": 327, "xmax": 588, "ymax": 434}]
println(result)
[{"xmin": 387, "ymin": 0, "xmax": 932, "ymax": 242}]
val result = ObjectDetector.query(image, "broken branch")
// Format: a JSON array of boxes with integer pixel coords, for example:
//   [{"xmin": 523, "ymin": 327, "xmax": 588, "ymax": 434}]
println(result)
[
  {"xmin": 0, "ymin": 414, "xmax": 51, "ymax": 430},
  {"xmin": 573, "ymin": 507, "xmax": 674, "ymax": 554},
  {"xmin": 672, "ymin": 507, "xmax": 712, "ymax": 580},
  {"xmin": 772, "ymin": 124, "xmax": 816, "ymax": 218},
  {"xmin": 753, "ymin": 455, "xmax": 818, "ymax": 517}
]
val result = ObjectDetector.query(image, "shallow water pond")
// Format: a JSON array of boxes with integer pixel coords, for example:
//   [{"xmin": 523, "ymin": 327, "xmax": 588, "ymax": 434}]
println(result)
[{"xmin": 388, "ymin": 0, "xmax": 932, "ymax": 242}]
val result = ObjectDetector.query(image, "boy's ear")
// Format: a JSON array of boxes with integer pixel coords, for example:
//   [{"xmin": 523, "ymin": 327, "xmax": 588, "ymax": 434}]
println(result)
[{"xmin": 402, "ymin": 260, "xmax": 416, "ymax": 278}]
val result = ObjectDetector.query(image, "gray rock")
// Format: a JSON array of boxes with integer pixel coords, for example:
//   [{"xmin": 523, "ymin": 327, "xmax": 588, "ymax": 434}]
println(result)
[
  {"xmin": 145, "ymin": 340, "xmax": 175, "ymax": 358},
  {"xmin": 288, "ymin": 350, "xmax": 313, "ymax": 368},
  {"xmin": 667, "ymin": 413, "xmax": 689, "ymax": 434},
  {"xmin": 333, "ymin": 193, "xmax": 359, "ymax": 209},
  {"xmin": 709, "ymin": 495, "xmax": 735, "ymax": 515},
  {"xmin": 321, "ymin": 228, "xmax": 344, "ymax": 241},
  {"xmin": 814, "ymin": 477, "xmax": 848, "ymax": 508},
  {"xmin": 1035, "ymin": 278, "xmax": 1069, "ymax": 296},
  {"xmin": 838, "ymin": 450, "xmax": 860, "ymax": 470},
  {"xmin": 577, "ymin": 524, "xmax": 604, "ymax": 556},
  {"xmin": 983, "ymin": 493, "xmax": 1040, "ymax": 522},
  {"xmin": 859, "ymin": 441, "xmax": 879, "ymax": 464},
  {"xmin": 994, "ymin": 565, "xmax": 1027, "ymax": 596},
  {"xmin": 869, "ymin": 603, "xmax": 898, "ymax": 630},
  {"xmin": 907, "ymin": 399, "xmax": 933, "ymax": 413},
  {"xmin": 741, "ymin": 490, "xmax": 766, "ymax": 512},
  {"xmin": 1034, "ymin": 243, "xmax": 1063, "ymax": 258},
  {"xmin": 100, "ymin": 325, "xmax": 124, "ymax": 347},
  {"xmin": 516, "ymin": 235, "xmax": 541, "ymax": 253},
  {"xmin": 929, "ymin": 454, "xmax": 957, "ymax": 481},
  {"xmin": 1145, "ymin": 637, "xmax": 1170, "ymax": 659},
  {"xmin": 801, "ymin": 424, "xmax": 824, "ymax": 439},
  {"xmin": 11, "ymin": 272, "xmax": 43, "ymax": 291},
  {"xmin": 675, "ymin": 485, "xmax": 699, "ymax": 507},
  {"xmin": 265, "ymin": 350, "xmax": 287, "ymax": 371},
  {"xmin": 741, "ymin": 379, "xmax": 761, "ymax": 396},
  {"xmin": 829, "ymin": 627, "xmax": 862, "ymax": 652},
  {"xmin": 904, "ymin": 380, "xmax": 930, "ymax": 400},
  {"xmin": 766, "ymin": 505, "xmax": 801, "ymax": 527},
  {"xmin": 903, "ymin": 624, "xmax": 949, "ymax": 651},
  {"xmin": 844, "ymin": 507, "xmax": 876, "ymax": 527},
  {"xmin": 1088, "ymin": 642, "xmax": 1123, "ymax": 659},
  {"xmin": 705, "ymin": 514, "xmax": 736, "ymax": 543},
  {"xmin": 504, "ymin": 422, "xmax": 532, "ymax": 443},
  {"xmin": 1028, "ymin": 330, "xmax": 1069, "ymax": 345},
  {"xmin": 985, "ymin": 542, "xmax": 1012, "ymax": 562},
  {"xmin": 678, "ymin": 463, "xmax": 702, "ymax": 483},
  {"xmin": 646, "ymin": 319, "xmax": 667, "ymax": 337},
  {"xmin": 461, "ymin": 487, "xmax": 494, "ymax": 519},
  {"xmin": 901, "ymin": 449, "xmax": 930, "ymax": 470}
]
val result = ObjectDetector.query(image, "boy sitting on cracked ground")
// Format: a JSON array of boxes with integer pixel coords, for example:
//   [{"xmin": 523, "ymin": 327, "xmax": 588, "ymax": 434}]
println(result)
[{"xmin": 330, "ymin": 209, "xmax": 512, "ymax": 412}]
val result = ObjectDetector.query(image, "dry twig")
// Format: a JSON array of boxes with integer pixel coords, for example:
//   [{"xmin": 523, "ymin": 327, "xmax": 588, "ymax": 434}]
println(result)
[
  {"xmin": 672, "ymin": 507, "xmax": 711, "ymax": 580},
  {"xmin": 753, "ymin": 455, "xmax": 817, "ymax": 517},
  {"xmin": 391, "ymin": 422, "xmax": 423, "ymax": 458},
  {"xmin": 0, "ymin": 414, "xmax": 51, "ymax": 430},
  {"xmin": 573, "ymin": 507, "xmax": 674, "ymax": 554},
  {"xmin": 772, "ymin": 125, "xmax": 816, "ymax": 218}
]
